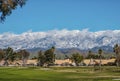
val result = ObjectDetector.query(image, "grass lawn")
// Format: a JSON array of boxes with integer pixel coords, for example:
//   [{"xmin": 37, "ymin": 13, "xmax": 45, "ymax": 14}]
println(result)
[{"xmin": 0, "ymin": 66, "xmax": 120, "ymax": 81}]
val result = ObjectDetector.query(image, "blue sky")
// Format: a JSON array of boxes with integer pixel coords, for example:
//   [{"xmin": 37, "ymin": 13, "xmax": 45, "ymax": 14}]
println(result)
[{"xmin": 0, "ymin": 0, "xmax": 120, "ymax": 34}]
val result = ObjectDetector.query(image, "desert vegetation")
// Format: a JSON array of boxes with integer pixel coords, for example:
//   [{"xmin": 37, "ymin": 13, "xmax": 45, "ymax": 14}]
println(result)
[{"xmin": 0, "ymin": 44, "xmax": 120, "ymax": 67}]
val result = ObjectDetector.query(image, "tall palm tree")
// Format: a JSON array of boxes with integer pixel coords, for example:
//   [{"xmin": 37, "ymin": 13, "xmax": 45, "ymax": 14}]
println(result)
[
  {"xmin": 113, "ymin": 44, "xmax": 120, "ymax": 67},
  {"xmin": 98, "ymin": 49, "xmax": 103, "ymax": 70},
  {"xmin": 51, "ymin": 46, "xmax": 55, "ymax": 63},
  {"xmin": 88, "ymin": 50, "xmax": 93, "ymax": 66}
]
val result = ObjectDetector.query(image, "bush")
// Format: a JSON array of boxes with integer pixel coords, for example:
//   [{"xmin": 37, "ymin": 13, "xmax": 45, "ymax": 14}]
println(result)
[{"xmin": 107, "ymin": 62, "xmax": 116, "ymax": 66}]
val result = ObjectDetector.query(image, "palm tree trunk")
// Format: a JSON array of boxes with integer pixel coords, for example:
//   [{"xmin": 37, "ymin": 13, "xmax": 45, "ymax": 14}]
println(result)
[
  {"xmin": 89, "ymin": 58, "xmax": 92, "ymax": 66},
  {"xmin": 99, "ymin": 55, "xmax": 102, "ymax": 71},
  {"xmin": 116, "ymin": 54, "xmax": 120, "ymax": 67},
  {"xmin": 22, "ymin": 59, "xmax": 26, "ymax": 66}
]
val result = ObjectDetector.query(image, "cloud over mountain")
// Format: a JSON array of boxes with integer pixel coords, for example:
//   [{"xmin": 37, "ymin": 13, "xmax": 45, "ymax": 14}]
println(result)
[{"xmin": 0, "ymin": 29, "xmax": 120, "ymax": 50}]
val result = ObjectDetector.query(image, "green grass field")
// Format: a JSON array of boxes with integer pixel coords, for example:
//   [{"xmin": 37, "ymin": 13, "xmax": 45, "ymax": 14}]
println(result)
[{"xmin": 0, "ymin": 66, "xmax": 120, "ymax": 81}]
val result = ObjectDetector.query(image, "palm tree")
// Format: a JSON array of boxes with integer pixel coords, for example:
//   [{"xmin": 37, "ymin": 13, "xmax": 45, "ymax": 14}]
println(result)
[
  {"xmin": 98, "ymin": 49, "xmax": 103, "ymax": 70},
  {"xmin": 88, "ymin": 50, "xmax": 93, "ymax": 66},
  {"xmin": 113, "ymin": 44, "xmax": 120, "ymax": 67}
]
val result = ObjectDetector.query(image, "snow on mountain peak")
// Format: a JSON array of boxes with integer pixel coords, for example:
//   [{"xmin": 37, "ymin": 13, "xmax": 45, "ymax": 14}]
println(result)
[{"xmin": 0, "ymin": 29, "xmax": 120, "ymax": 50}]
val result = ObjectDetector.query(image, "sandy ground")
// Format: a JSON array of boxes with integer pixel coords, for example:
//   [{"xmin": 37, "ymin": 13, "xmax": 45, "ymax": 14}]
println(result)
[
  {"xmin": 55, "ymin": 59, "xmax": 115, "ymax": 65},
  {"xmin": 0, "ymin": 59, "xmax": 115, "ymax": 65}
]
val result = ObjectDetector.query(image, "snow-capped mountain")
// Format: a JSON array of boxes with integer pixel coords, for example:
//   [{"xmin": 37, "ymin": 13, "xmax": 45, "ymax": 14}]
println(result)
[{"xmin": 0, "ymin": 29, "xmax": 120, "ymax": 50}]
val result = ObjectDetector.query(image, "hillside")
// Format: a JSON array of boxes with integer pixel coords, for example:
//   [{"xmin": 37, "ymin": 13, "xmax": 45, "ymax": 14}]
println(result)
[{"xmin": 0, "ymin": 29, "xmax": 120, "ymax": 50}]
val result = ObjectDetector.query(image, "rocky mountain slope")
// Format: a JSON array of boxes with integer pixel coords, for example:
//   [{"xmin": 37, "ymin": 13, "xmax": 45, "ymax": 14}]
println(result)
[{"xmin": 0, "ymin": 29, "xmax": 120, "ymax": 50}]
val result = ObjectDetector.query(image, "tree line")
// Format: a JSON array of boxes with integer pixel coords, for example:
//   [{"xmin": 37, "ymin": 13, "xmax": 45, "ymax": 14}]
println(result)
[
  {"xmin": 0, "ymin": 46, "xmax": 56, "ymax": 67},
  {"xmin": 0, "ymin": 44, "xmax": 120, "ymax": 67},
  {"xmin": 0, "ymin": 47, "xmax": 29, "ymax": 66},
  {"xmin": 86, "ymin": 44, "xmax": 120, "ymax": 67}
]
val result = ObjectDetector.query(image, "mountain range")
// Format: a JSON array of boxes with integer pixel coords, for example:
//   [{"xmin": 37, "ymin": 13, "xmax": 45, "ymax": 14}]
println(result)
[{"xmin": 0, "ymin": 29, "xmax": 120, "ymax": 51}]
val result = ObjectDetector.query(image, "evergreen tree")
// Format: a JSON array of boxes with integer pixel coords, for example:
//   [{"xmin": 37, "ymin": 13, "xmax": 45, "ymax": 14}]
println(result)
[
  {"xmin": 37, "ymin": 50, "xmax": 45, "ymax": 67},
  {"xmin": 3, "ymin": 47, "xmax": 14, "ymax": 66},
  {"xmin": 44, "ymin": 46, "xmax": 55, "ymax": 66},
  {"xmin": 9, "ymin": 52, "xmax": 17, "ymax": 62},
  {"xmin": 0, "ymin": 0, "xmax": 26, "ymax": 22},
  {"xmin": 70, "ymin": 53, "xmax": 84, "ymax": 66},
  {"xmin": 18, "ymin": 49, "xmax": 29, "ymax": 66}
]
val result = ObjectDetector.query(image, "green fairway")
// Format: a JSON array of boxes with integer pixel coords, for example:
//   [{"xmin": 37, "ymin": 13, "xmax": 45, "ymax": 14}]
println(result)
[{"xmin": 0, "ymin": 67, "xmax": 120, "ymax": 81}]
